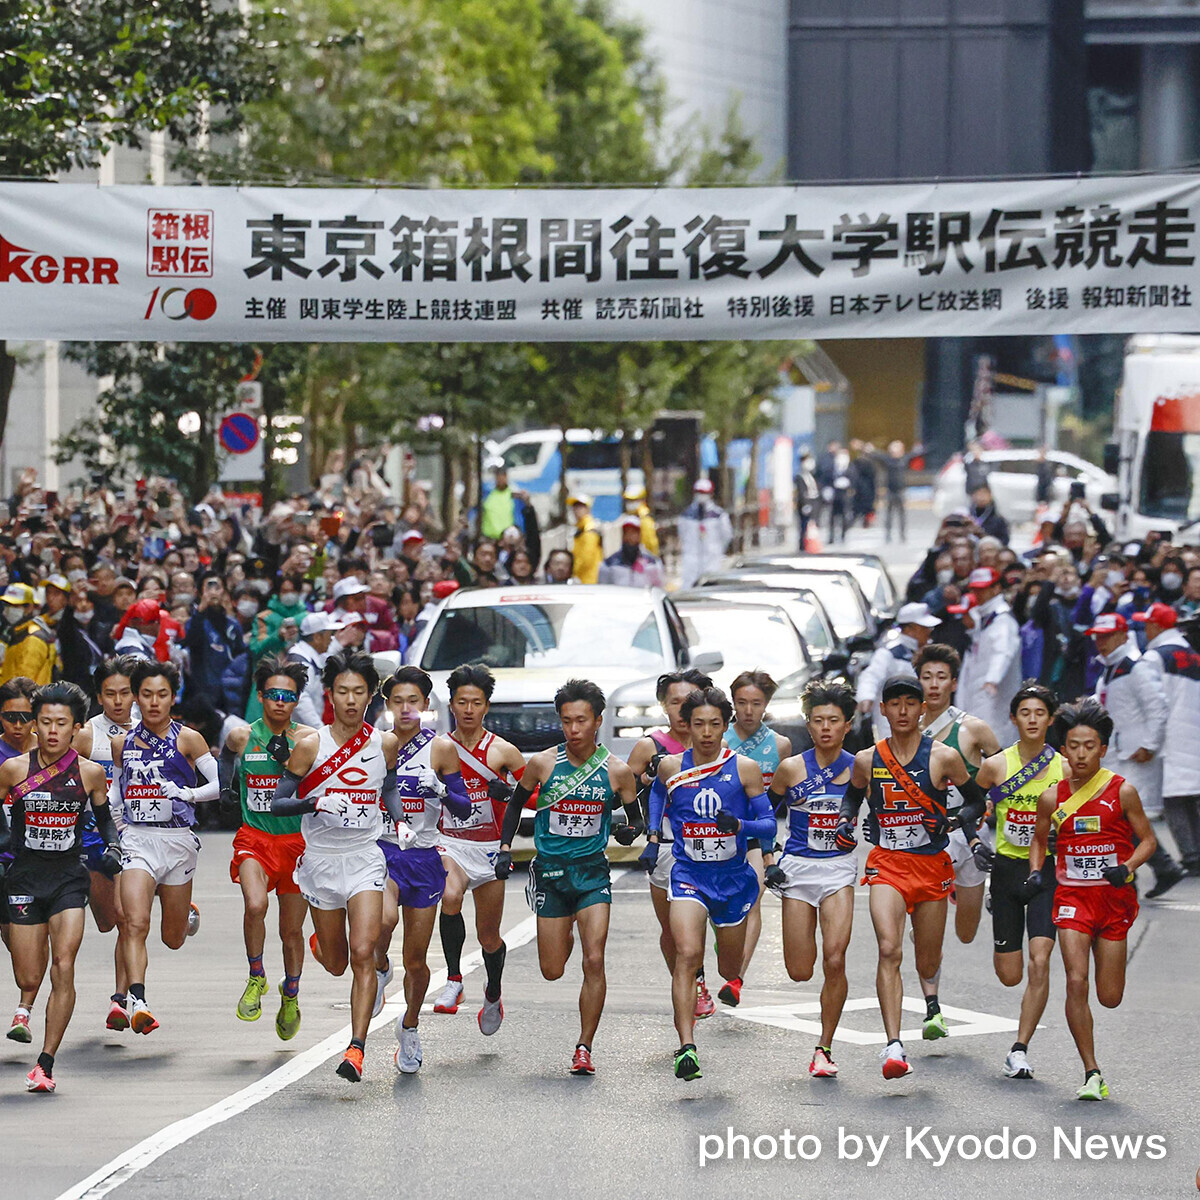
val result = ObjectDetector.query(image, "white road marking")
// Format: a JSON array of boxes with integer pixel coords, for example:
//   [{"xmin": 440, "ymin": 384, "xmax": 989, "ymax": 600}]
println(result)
[
  {"xmin": 725, "ymin": 996, "xmax": 1031, "ymax": 1045},
  {"xmin": 56, "ymin": 913, "xmax": 538, "ymax": 1200}
]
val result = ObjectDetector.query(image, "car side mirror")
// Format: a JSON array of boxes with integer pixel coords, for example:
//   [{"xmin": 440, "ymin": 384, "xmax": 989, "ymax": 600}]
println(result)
[
  {"xmin": 690, "ymin": 649, "xmax": 724, "ymax": 673},
  {"xmin": 1099, "ymin": 492, "xmax": 1119, "ymax": 512},
  {"xmin": 1102, "ymin": 442, "xmax": 1119, "ymax": 477}
]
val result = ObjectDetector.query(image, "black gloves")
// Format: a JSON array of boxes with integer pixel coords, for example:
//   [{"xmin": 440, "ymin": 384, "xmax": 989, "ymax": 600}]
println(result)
[
  {"xmin": 764, "ymin": 863, "xmax": 788, "ymax": 892},
  {"xmin": 488, "ymin": 778, "xmax": 513, "ymax": 803},
  {"xmin": 613, "ymin": 816, "xmax": 645, "ymax": 846},
  {"xmin": 494, "ymin": 850, "xmax": 513, "ymax": 880},
  {"xmin": 98, "ymin": 845, "xmax": 124, "ymax": 878},
  {"xmin": 834, "ymin": 820, "xmax": 857, "ymax": 853},
  {"xmin": 714, "ymin": 811, "xmax": 740, "ymax": 835}
]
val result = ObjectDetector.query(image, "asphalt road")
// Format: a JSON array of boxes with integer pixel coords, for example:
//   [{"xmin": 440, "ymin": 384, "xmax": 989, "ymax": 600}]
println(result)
[{"xmin": 4, "ymin": 831, "xmax": 1198, "ymax": 1200}]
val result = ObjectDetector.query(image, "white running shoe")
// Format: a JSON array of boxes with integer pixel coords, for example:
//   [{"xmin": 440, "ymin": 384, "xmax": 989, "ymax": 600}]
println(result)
[
  {"xmin": 186, "ymin": 903, "xmax": 200, "ymax": 937},
  {"xmin": 1003, "ymin": 1049, "xmax": 1034, "ymax": 1079},
  {"xmin": 381, "ymin": 958, "xmax": 394, "ymax": 988},
  {"xmin": 478, "ymin": 994, "xmax": 504, "ymax": 1036},
  {"xmin": 372, "ymin": 969, "xmax": 388, "ymax": 1018},
  {"xmin": 395, "ymin": 1023, "xmax": 422, "ymax": 1073},
  {"xmin": 432, "ymin": 978, "xmax": 463, "ymax": 1014},
  {"xmin": 880, "ymin": 1042, "xmax": 912, "ymax": 1080}
]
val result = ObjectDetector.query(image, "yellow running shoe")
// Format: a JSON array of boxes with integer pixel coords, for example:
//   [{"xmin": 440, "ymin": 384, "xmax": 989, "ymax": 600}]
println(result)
[
  {"xmin": 275, "ymin": 984, "xmax": 301, "ymax": 1041},
  {"xmin": 236, "ymin": 974, "xmax": 269, "ymax": 1022}
]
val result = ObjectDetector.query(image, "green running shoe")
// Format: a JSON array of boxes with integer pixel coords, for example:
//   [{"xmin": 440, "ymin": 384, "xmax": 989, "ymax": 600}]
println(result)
[
  {"xmin": 276, "ymin": 984, "xmax": 301, "ymax": 1041},
  {"xmin": 673, "ymin": 1045, "xmax": 702, "ymax": 1081},
  {"xmin": 1077, "ymin": 1072, "xmax": 1109, "ymax": 1101},
  {"xmin": 922, "ymin": 1011, "xmax": 949, "ymax": 1040},
  {"xmin": 236, "ymin": 974, "xmax": 269, "ymax": 1022}
]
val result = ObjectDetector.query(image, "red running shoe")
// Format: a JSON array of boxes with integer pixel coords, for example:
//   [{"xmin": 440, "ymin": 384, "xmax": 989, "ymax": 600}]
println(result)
[{"xmin": 570, "ymin": 1045, "xmax": 595, "ymax": 1075}]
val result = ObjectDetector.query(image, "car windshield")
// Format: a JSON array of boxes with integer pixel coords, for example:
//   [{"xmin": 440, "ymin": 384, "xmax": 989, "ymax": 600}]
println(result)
[
  {"xmin": 1139, "ymin": 431, "xmax": 1200, "ymax": 521},
  {"xmin": 720, "ymin": 574, "xmax": 868, "ymax": 639},
  {"xmin": 420, "ymin": 598, "xmax": 664, "ymax": 672},
  {"xmin": 698, "ymin": 590, "xmax": 832, "ymax": 651},
  {"xmin": 676, "ymin": 604, "xmax": 806, "ymax": 683}
]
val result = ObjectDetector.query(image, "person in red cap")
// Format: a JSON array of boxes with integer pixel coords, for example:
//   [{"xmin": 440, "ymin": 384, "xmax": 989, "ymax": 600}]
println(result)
[
  {"xmin": 1132, "ymin": 601, "xmax": 1200, "ymax": 876},
  {"xmin": 956, "ymin": 567, "xmax": 1021, "ymax": 738},
  {"xmin": 596, "ymin": 515, "xmax": 665, "ymax": 588}
]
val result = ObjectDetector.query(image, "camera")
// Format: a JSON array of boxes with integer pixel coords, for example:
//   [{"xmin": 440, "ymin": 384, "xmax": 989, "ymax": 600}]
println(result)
[{"xmin": 1069, "ymin": 480, "xmax": 1086, "ymax": 501}]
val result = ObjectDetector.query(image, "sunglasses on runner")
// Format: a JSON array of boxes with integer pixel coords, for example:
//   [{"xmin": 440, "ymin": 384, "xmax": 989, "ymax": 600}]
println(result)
[
  {"xmin": 262, "ymin": 688, "xmax": 298, "ymax": 703},
  {"xmin": 0, "ymin": 711, "xmax": 33, "ymax": 724}
]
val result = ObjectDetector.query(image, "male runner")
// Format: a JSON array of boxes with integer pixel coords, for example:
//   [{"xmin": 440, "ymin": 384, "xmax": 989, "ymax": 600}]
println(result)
[
  {"xmin": 271, "ymin": 650, "xmax": 402, "ymax": 1082},
  {"xmin": 220, "ymin": 655, "xmax": 312, "ymax": 1039},
  {"xmin": 837, "ymin": 675, "xmax": 991, "ymax": 1079},
  {"xmin": 628, "ymin": 668, "xmax": 715, "ymax": 1019},
  {"xmin": 973, "ymin": 682, "xmax": 1065, "ymax": 1080},
  {"xmin": 495, "ymin": 678, "xmax": 642, "ymax": 1075},
  {"xmin": 1027, "ymin": 699, "xmax": 1156, "ymax": 1100},
  {"xmin": 431, "ymin": 663, "xmax": 524, "ymax": 1036},
  {"xmin": 72, "ymin": 655, "xmax": 135, "ymax": 1030},
  {"xmin": 111, "ymin": 659, "xmax": 219, "ymax": 1034},
  {"xmin": 719, "ymin": 669, "xmax": 791, "ymax": 1007},
  {"xmin": 647, "ymin": 686, "xmax": 775, "ymax": 1081},
  {"xmin": 0, "ymin": 682, "xmax": 121, "ymax": 1091},
  {"xmin": 766, "ymin": 680, "xmax": 857, "ymax": 1077},
  {"xmin": 374, "ymin": 667, "xmax": 473, "ymax": 1073}
]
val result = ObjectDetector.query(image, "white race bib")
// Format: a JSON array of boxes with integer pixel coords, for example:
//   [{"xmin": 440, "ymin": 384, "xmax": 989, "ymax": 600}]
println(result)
[
  {"xmin": 326, "ymin": 789, "xmax": 379, "ymax": 829},
  {"xmin": 245, "ymin": 773, "xmax": 279, "ymax": 814},
  {"xmin": 877, "ymin": 812, "xmax": 931, "ymax": 851},
  {"xmin": 444, "ymin": 800, "xmax": 489, "ymax": 830},
  {"xmin": 21, "ymin": 792, "xmax": 76, "ymax": 852},
  {"xmin": 797, "ymin": 795, "xmax": 840, "ymax": 853},
  {"xmin": 1066, "ymin": 849, "xmax": 1117, "ymax": 882},
  {"xmin": 548, "ymin": 798, "xmax": 605, "ymax": 838},
  {"xmin": 1003, "ymin": 806, "xmax": 1038, "ymax": 848},
  {"xmin": 125, "ymin": 782, "xmax": 169, "ymax": 824},
  {"xmin": 680, "ymin": 820, "xmax": 736, "ymax": 862}
]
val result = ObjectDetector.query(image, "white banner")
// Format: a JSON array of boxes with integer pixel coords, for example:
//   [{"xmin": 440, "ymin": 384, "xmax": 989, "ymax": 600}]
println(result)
[{"xmin": 1, "ymin": 177, "xmax": 1199, "ymax": 342}]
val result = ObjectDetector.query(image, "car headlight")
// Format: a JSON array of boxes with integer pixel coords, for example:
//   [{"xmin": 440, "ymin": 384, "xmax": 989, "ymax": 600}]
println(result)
[
  {"xmin": 766, "ymin": 698, "xmax": 806, "ymax": 722},
  {"xmin": 616, "ymin": 703, "xmax": 664, "ymax": 721}
]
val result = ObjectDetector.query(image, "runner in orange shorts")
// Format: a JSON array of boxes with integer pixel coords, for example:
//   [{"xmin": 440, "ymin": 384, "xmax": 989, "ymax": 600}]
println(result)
[{"xmin": 835, "ymin": 675, "xmax": 991, "ymax": 1081}]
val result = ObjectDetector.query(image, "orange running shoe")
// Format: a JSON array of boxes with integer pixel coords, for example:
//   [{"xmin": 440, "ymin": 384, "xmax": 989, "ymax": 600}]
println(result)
[
  {"xmin": 130, "ymin": 1000, "xmax": 159, "ymax": 1035},
  {"xmin": 570, "ymin": 1045, "xmax": 595, "ymax": 1076},
  {"xmin": 336, "ymin": 1044, "xmax": 364, "ymax": 1083}
]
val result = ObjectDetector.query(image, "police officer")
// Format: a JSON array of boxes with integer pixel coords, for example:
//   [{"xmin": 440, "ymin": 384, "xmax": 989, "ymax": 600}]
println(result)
[{"xmin": 855, "ymin": 602, "xmax": 941, "ymax": 738}]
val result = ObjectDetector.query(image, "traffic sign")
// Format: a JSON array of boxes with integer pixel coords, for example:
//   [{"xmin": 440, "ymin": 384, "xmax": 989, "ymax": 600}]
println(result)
[{"xmin": 219, "ymin": 411, "xmax": 259, "ymax": 454}]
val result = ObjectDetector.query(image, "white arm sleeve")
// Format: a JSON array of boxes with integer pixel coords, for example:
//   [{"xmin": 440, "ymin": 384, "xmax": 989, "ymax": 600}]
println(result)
[{"xmin": 190, "ymin": 752, "xmax": 220, "ymax": 805}]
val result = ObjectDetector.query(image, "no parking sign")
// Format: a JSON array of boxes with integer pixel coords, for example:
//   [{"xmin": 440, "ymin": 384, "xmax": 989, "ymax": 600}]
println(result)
[{"xmin": 216, "ymin": 411, "xmax": 262, "ymax": 481}]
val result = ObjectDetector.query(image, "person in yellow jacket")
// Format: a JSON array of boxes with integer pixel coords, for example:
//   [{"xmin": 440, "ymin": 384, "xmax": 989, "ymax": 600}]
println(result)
[
  {"xmin": 0, "ymin": 583, "xmax": 57, "ymax": 686},
  {"xmin": 623, "ymin": 483, "xmax": 660, "ymax": 557},
  {"xmin": 569, "ymin": 494, "xmax": 604, "ymax": 585}
]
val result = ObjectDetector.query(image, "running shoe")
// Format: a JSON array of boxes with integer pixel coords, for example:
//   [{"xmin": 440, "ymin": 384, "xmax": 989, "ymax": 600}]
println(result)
[
  {"xmin": 809, "ymin": 1046, "xmax": 838, "ymax": 1078},
  {"xmin": 478, "ymin": 995, "xmax": 504, "ymax": 1036},
  {"xmin": 308, "ymin": 931, "xmax": 326, "ymax": 969},
  {"xmin": 395, "ymin": 1023, "xmax": 422, "ymax": 1074},
  {"xmin": 275, "ymin": 985, "xmax": 301, "ymax": 1041},
  {"xmin": 372, "ymin": 970, "xmax": 388, "ymax": 1018},
  {"xmin": 922, "ymin": 1011, "xmax": 949, "ymax": 1040},
  {"xmin": 570, "ymin": 1045, "xmax": 595, "ymax": 1076},
  {"xmin": 432, "ymin": 977, "xmax": 463, "ymax": 1014},
  {"xmin": 7, "ymin": 1011, "xmax": 31, "ymax": 1043},
  {"xmin": 129, "ymin": 999, "xmax": 159, "ymax": 1035},
  {"xmin": 25, "ymin": 1064, "xmax": 54, "ymax": 1093},
  {"xmin": 694, "ymin": 979, "xmax": 716, "ymax": 1020},
  {"xmin": 673, "ymin": 1045, "xmax": 702, "ymax": 1081},
  {"xmin": 336, "ymin": 1045, "xmax": 364, "ymax": 1083},
  {"xmin": 1077, "ymin": 1071, "xmax": 1109, "ymax": 1101},
  {"xmin": 236, "ymin": 974, "xmax": 269, "ymax": 1022},
  {"xmin": 881, "ymin": 1044, "xmax": 912, "ymax": 1080},
  {"xmin": 717, "ymin": 978, "xmax": 742, "ymax": 1007},
  {"xmin": 1003, "ymin": 1049, "xmax": 1034, "ymax": 1080},
  {"xmin": 186, "ymin": 902, "xmax": 200, "ymax": 937},
  {"xmin": 105, "ymin": 1000, "xmax": 129, "ymax": 1032}
]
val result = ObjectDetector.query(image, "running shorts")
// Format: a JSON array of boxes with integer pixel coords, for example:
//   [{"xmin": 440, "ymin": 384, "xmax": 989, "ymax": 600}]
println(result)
[
  {"xmin": 947, "ymin": 826, "xmax": 988, "ymax": 888},
  {"xmin": 669, "ymin": 860, "xmax": 759, "ymax": 927},
  {"xmin": 776, "ymin": 852, "xmax": 857, "ymax": 908},
  {"xmin": 121, "ymin": 827, "xmax": 200, "ymax": 887},
  {"xmin": 1053, "ymin": 882, "xmax": 1139, "ymax": 942},
  {"xmin": 526, "ymin": 853, "xmax": 611, "ymax": 919},
  {"xmin": 990, "ymin": 852, "xmax": 1057, "ymax": 955},
  {"xmin": 381, "ymin": 843, "xmax": 447, "ymax": 909},
  {"xmin": 647, "ymin": 840, "xmax": 675, "ymax": 891},
  {"xmin": 230, "ymin": 824, "xmax": 304, "ymax": 896},
  {"xmin": 295, "ymin": 845, "xmax": 386, "ymax": 911},
  {"xmin": 6, "ymin": 858, "xmax": 90, "ymax": 925},
  {"xmin": 862, "ymin": 845, "xmax": 954, "ymax": 913},
  {"xmin": 438, "ymin": 838, "xmax": 501, "ymax": 891}
]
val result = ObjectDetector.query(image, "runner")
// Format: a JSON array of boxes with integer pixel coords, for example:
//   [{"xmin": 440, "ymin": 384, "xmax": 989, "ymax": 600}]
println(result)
[
  {"xmin": 220, "ymin": 655, "xmax": 313, "ymax": 1039},
  {"xmin": 494, "ymin": 678, "xmax": 642, "ymax": 1075},
  {"xmin": 765, "ymin": 680, "xmax": 857, "ymax": 1077},
  {"xmin": 836, "ymin": 675, "xmax": 991, "ymax": 1079},
  {"xmin": 111, "ymin": 659, "xmax": 219, "ymax": 1034},
  {"xmin": 431, "ymin": 664, "xmax": 524, "ymax": 1036},
  {"xmin": 71, "ymin": 655, "xmax": 135, "ymax": 1031},
  {"xmin": 719, "ymin": 669, "xmax": 791, "ymax": 1007},
  {"xmin": 973, "ymin": 682, "xmax": 1066, "ymax": 1080},
  {"xmin": 1027, "ymin": 699, "xmax": 1156, "ymax": 1101},
  {"xmin": 647, "ymin": 686, "xmax": 776, "ymax": 1081},
  {"xmin": 0, "ymin": 682, "xmax": 121, "ymax": 1091},
  {"xmin": 628, "ymin": 668, "xmax": 715, "ymax": 1020},
  {"xmin": 270, "ymin": 650, "xmax": 402, "ymax": 1082},
  {"xmin": 374, "ymin": 667, "xmax": 473, "ymax": 1073},
  {"xmin": 913, "ymin": 641, "xmax": 1000, "ymax": 1031}
]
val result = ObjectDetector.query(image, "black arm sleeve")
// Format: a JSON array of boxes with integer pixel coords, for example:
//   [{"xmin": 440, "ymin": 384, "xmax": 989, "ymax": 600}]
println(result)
[
  {"xmin": 500, "ymin": 783, "xmax": 534, "ymax": 847},
  {"xmin": 838, "ymin": 779, "xmax": 867, "ymax": 826},
  {"xmin": 768, "ymin": 787, "xmax": 790, "ymax": 819},
  {"xmin": 956, "ymin": 777, "xmax": 988, "ymax": 836},
  {"xmin": 218, "ymin": 744, "xmax": 239, "ymax": 792},
  {"xmin": 270, "ymin": 770, "xmax": 315, "ymax": 817},
  {"xmin": 92, "ymin": 799, "xmax": 120, "ymax": 847}
]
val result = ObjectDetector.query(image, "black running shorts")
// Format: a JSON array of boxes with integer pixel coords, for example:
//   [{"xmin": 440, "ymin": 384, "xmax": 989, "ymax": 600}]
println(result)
[{"xmin": 990, "ymin": 851, "xmax": 1056, "ymax": 955}]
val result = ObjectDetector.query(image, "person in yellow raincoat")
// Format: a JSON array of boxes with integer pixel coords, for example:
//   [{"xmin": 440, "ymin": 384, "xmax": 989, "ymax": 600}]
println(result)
[
  {"xmin": 623, "ymin": 484, "xmax": 659, "ymax": 557},
  {"xmin": 569, "ymin": 495, "xmax": 604, "ymax": 585},
  {"xmin": 0, "ymin": 584, "xmax": 57, "ymax": 685}
]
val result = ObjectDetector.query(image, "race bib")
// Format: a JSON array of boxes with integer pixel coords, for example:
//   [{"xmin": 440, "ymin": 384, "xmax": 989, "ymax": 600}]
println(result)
[
  {"xmin": 245, "ymin": 773, "xmax": 279, "ymax": 813},
  {"xmin": 398, "ymin": 775, "xmax": 425, "ymax": 819},
  {"xmin": 1003, "ymin": 806, "xmax": 1038, "ymax": 848},
  {"xmin": 798, "ymin": 795, "xmax": 840, "ymax": 853},
  {"xmin": 444, "ymin": 800, "xmax": 489, "ymax": 830},
  {"xmin": 1066, "ymin": 847, "xmax": 1117, "ymax": 882},
  {"xmin": 548, "ymin": 798, "xmax": 605, "ymax": 838},
  {"xmin": 325, "ymin": 789, "xmax": 379, "ymax": 829},
  {"xmin": 680, "ymin": 820, "xmax": 736, "ymax": 863},
  {"xmin": 125, "ymin": 782, "xmax": 170, "ymax": 824},
  {"xmin": 22, "ymin": 792, "xmax": 76, "ymax": 852},
  {"xmin": 877, "ymin": 811, "xmax": 931, "ymax": 851}
]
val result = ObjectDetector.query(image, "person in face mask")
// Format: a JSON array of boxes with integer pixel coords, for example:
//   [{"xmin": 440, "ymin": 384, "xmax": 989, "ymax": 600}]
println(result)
[
  {"xmin": 232, "ymin": 584, "xmax": 262, "ymax": 632},
  {"xmin": 1174, "ymin": 565, "xmax": 1200, "ymax": 619},
  {"xmin": 1157, "ymin": 556, "xmax": 1186, "ymax": 604},
  {"xmin": 0, "ymin": 584, "xmax": 57, "ymax": 685},
  {"xmin": 169, "ymin": 570, "xmax": 198, "ymax": 612}
]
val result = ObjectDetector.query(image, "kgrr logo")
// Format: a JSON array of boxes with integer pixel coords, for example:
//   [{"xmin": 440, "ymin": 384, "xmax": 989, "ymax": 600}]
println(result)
[
  {"xmin": 0, "ymin": 235, "xmax": 118, "ymax": 284},
  {"xmin": 144, "ymin": 285, "xmax": 217, "ymax": 321}
]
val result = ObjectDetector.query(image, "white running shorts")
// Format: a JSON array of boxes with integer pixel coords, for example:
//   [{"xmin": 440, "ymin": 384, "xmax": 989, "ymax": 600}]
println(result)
[
  {"xmin": 120, "ymin": 827, "xmax": 200, "ymax": 888},
  {"xmin": 776, "ymin": 852, "xmax": 857, "ymax": 908},
  {"xmin": 295, "ymin": 845, "xmax": 386, "ymax": 910}
]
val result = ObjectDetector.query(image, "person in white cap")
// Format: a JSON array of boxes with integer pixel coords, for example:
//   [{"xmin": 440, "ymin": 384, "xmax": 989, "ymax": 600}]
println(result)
[
  {"xmin": 956, "ymin": 567, "xmax": 1021, "ymax": 736},
  {"xmin": 287, "ymin": 612, "xmax": 344, "ymax": 728},
  {"xmin": 327, "ymin": 576, "xmax": 398, "ymax": 652},
  {"xmin": 855, "ymin": 602, "xmax": 941, "ymax": 738},
  {"xmin": 677, "ymin": 479, "xmax": 732, "ymax": 589},
  {"xmin": 569, "ymin": 495, "xmax": 603, "ymax": 585},
  {"xmin": 597, "ymin": 515, "xmax": 665, "ymax": 588}
]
